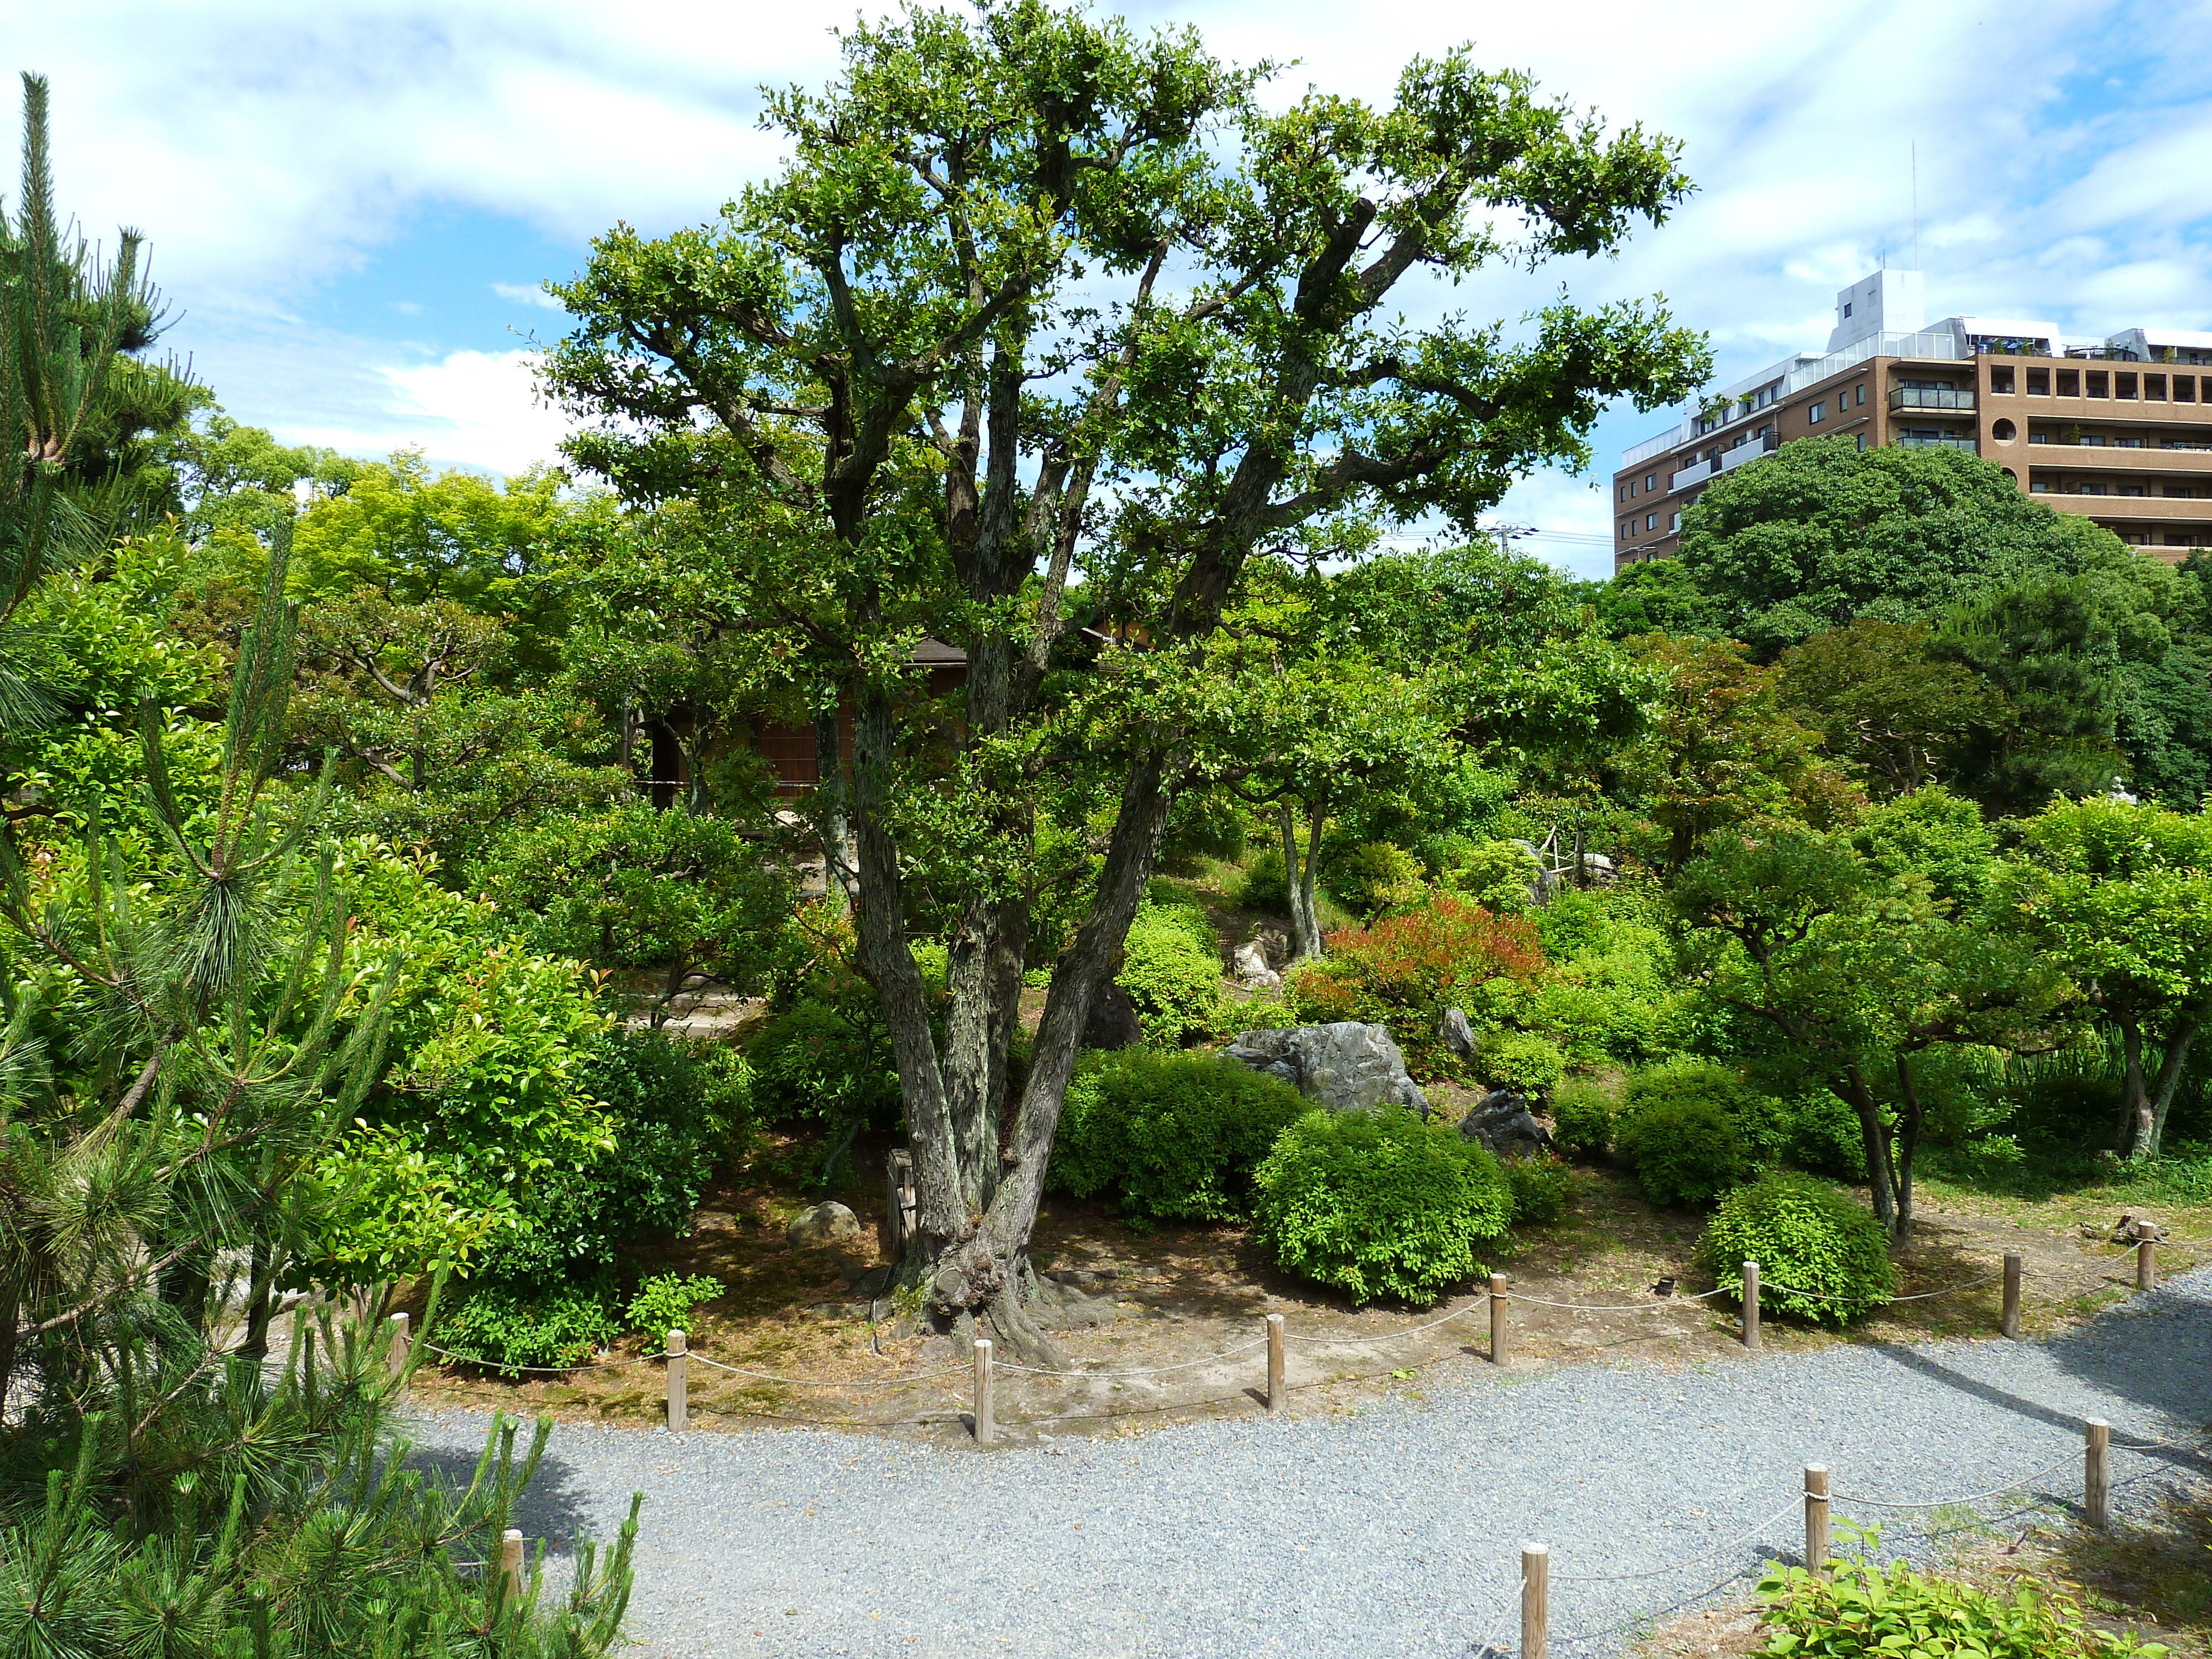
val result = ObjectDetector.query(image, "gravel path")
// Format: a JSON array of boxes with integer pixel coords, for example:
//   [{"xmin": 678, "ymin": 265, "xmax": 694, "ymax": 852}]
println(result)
[{"xmin": 406, "ymin": 1268, "xmax": 2211, "ymax": 1659}]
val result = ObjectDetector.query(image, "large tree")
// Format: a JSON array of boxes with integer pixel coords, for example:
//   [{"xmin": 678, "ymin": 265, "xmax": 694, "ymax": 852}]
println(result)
[{"xmin": 545, "ymin": 2, "xmax": 1705, "ymax": 1356}]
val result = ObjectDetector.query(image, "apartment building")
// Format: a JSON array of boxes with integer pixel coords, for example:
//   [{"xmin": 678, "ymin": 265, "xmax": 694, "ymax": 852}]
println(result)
[{"xmin": 1613, "ymin": 268, "xmax": 2212, "ymax": 573}]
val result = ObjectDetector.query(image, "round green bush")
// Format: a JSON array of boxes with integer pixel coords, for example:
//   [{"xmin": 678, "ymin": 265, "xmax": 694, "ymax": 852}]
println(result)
[
  {"xmin": 1548, "ymin": 1079, "xmax": 1615, "ymax": 1161},
  {"xmin": 1328, "ymin": 841, "xmax": 1428, "ymax": 918},
  {"xmin": 1254, "ymin": 1108, "xmax": 1512, "ymax": 1305},
  {"xmin": 1698, "ymin": 1171, "xmax": 1896, "ymax": 1326},
  {"xmin": 1048, "ymin": 1050, "xmax": 1308, "ymax": 1223},
  {"xmin": 1117, "ymin": 901, "xmax": 1224, "ymax": 1048},
  {"xmin": 1785, "ymin": 1089, "xmax": 1870, "ymax": 1181},
  {"xmin": 1614, "ymin": 1094, "xmax": 1747, "ymax": 1207},
  {"xmin": 435, "ymin": 1272, "xmax": 622, "ymax": 1375},
  {"xmin": 748, "ymin": 998, "xmax": 901, "ymax": 1127},
  {"xmin": 1504, "ymin": 1155, "xmax": 1573, "ymax": 1225}
]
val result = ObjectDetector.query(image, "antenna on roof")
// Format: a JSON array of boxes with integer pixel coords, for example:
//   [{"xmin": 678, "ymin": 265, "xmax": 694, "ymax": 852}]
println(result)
[{"xmin": 1911, "ymin": 141, "xmax": 1921, "ymax": 272}]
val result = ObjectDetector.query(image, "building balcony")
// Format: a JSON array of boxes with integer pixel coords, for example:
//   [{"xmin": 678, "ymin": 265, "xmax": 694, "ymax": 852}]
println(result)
[
  {"xmin": 1669, "ymin": 457, "xmax": 1716, "ymax": 491},
  {"xmin": 1890, "ymin": 386, "xmax": 1976, "ymax": 413},
  {"xmin": 1719, "ymin": 432, "xmax": 1779, "ymax": 473}
]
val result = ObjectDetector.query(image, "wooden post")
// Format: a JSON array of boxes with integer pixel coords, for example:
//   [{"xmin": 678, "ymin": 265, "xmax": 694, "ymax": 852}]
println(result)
[
  {"xmin": 1804, "ymin": 1464, "xmax": 1830, "ymax": 1577},
  {"xmin": 2137, "ymin": 1238, "xmax": 2156, "ymax": 1292},
  {"xmin": 387, "ymin": 1311, "xmax": 410, "ymax": 1381},
  {"xmin": 1742, "ymin": 1260, "xmax": 1761, "ymax": 1355},
  {"xmin": 2001, "ymin": 1253, "xmax": 2022, "ymax": 1340},
  {"xmin": 885, "ymin": 1149, "xmax": 914, "ymax": 1257},
  {"xmin": 499, "ymin": 1527, "xmax": 524, "ymax": 1598},
  {"xmin": 1520, "ymin": 1542, "xmax": 1548, "ymax": 1659},
  {"xmin": 665, "ymin": 1328, "xmax": 688, "ymax": 1432},
  {"xmin": 2085, "ymin": 1419, "xmax": 2110, "ymax": 1531},
  {"xmin": 1489, "ymin": 1273, "xmax": 1510, "ymax": 1368},
  {"xmin": 1266, "ymin": 1313, "xmax": 1285, "ymax": 1416},
  {"xmin": 973, "ymin": 1337, "xmax": 994, "ymax": 1446}
]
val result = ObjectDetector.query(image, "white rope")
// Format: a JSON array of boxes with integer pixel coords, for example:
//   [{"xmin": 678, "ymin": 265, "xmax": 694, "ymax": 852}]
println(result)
[
  {"xmin": 1831, "ymin": 1446, "xmax": 2080, "ymax": 1510},
  {"xmin": 418, "ymin": 1342, "xmax": 650, "ymax": 1375},
  {"xmin": 1280, "ymin": 1296, "xmax": 1485, "ymax": 1347},
  {"xmin": 1506, "ymin": 1287, "xmax": 1730, "ymax": 1313},
  {"xmin": 995, "ymin": 1336, "xmax": 1270, "ymax": 1380},
  {"xmin": 1758, "ymin": 1268, "xmax": 2006, "ymax": 1307},
  {"xmin": 1551, "ymin": 1494, "xmax": 1802, "ymax": 1584},
  {"xmin": 686, "ymin": 1353, "xmax": 969, "ymax": 1388}
]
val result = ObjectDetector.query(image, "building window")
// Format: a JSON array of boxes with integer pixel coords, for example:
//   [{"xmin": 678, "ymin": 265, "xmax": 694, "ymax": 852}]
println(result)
[
  {"xmin": 1843, "ymin": 301, "xmax": 1854, "ymax": 317},
  {"xmin": 1990, "ymin": 365, "xmax": 2015, "ymax": 394},
  {"xmin": 2058, "ymin": 368, "xmax": 2080, "ymax": 397},
  {"xmin": 1855, "ymin": 383, "xmax": 1866, "ymax": 406},
  {"xmin": 2147, "ymin": 374, "xmax": 2167, "ymax": 400},
  {"xmin": 1645, "ymin": 474, "xmax": 1657, "ymax": 492},
  {"xmin": 2166, "ymin": 486, "xmax": 2196, "ymax": 499},
  {"xmin": 1808, "ymin": 402, "xmax": 1824, "ymax": 424},
  {"xmin": 1855, "ymin": 434, "xmax": 1867, "ymax": 451},
  {"xmin": 2122, "ymin": 484, "xmax": 2146, "ymax": 497},
  {"xmin": 2117, "ymin": 372, "xmax": 2138, "ymax": 400},
  {"xmin": 2178, "ymin": 375, "xmax": 2197, "ymax": 403},
  {"xmin": 1671, "ymin": 513, "xmax": 1682, "ymax": 533},
  {"xmin": 2031, "ymin": 477, "xmax": 2052, "ymax": 492},
  {"xmin": 2087, "ymin": 371, "xmax": 2109, "ymax": 398},
  {"xmin": 2027, "ymin": 367, "xmax": 2050, "ymax": 395},
  {"xmin": 1619, "ymin": 523, "xmax": 1629, "ymax": 540},
  {"xmin": 1992, "ymin": 418, "xmax": 2017, "ymax": 441},
  {"xmin": 1644, "ymin": 513, "xmax": 1656, "ymax": 531}
]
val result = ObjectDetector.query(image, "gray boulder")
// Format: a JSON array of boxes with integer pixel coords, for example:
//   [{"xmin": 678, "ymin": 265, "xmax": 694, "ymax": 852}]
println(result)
[
  {"xmin": 1437, "ymin": 1006, "xmax": 1479, "ymax": 1066},
  {"xmin": 1083, "ymin": 981, "xmax": 1143, "ymax": 1050},
  {"xmin": 1232, "ymin": 939, "xmax": 1281, "ymax": 990},
  {"xmin": 787, "ymin": 1201, "xmax": 862, "ymax": 1250},
  {"xmin": 1458, "ymin": 1088, "xmax": 1552, "ymax": 1162},
  {"xmin": 1223, "ymin": 1022, "xmax": 1430, "ymax": 1117},
  {"xmin": 1245, "ymin": 921, "xmax": 1292, "ymax": 969}
]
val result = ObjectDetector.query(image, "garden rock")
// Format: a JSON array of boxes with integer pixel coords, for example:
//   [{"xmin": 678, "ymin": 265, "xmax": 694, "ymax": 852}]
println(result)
[
  {"xmin": 1223, "ymin": 1022, "xmax": 1430, "ymax": 1117},
  {"xmin": 1245, "ymin": 921, "xmax": 1291, "ymax": 968},
  {"xmin": 787, "ymin": 1201, "xmax": 862, "ymax": 1250},
  {"xmin": 1083, "ymin": 982, "xmax": 1144, "ymax": 1050},
  {"xmin": 1232, "ymin": 940, "xmax": 1281, "ymax": 989},
  {"xmin": 1438, "ymin": 1006, "xmax": 1478, "ymax": 1065},
  {"xmin": 1458, "ymin": 1088, "xmax": 1552, "ymax": 1161}
]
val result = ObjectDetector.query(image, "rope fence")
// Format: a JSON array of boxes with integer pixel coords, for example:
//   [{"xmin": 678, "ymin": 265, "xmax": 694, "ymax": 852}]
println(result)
[{"xmin": 384, "ymin": 1234, "xmax": 2177, "ymax": 1437}]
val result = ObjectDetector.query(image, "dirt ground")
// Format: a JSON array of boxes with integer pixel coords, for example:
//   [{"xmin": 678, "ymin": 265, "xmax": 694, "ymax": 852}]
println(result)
[{"xmin": 398, "ymin": 1147, "xmax": 2197, "ymax": 1449}]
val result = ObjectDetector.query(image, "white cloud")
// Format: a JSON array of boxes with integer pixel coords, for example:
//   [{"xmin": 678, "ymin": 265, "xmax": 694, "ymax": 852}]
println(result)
[
  {"xmin": 491, "ymin": 280, "xmax": 564, "ymax": 310},
  {"xmin": 283, "ymin": 348, "xmax": 570, "ymax": 477}
]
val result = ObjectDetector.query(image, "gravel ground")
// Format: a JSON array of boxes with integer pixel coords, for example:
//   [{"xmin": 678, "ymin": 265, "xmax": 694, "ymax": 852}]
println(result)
[{"xmin": 405, "ymin": 1267, "xmax": 2211, "ymax": 1659}]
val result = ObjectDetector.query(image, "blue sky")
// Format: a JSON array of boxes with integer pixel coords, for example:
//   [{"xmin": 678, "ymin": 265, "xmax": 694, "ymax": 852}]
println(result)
[{"xmin": 15, "ymin": 1, "xmax": 2212, "ymax": 577}]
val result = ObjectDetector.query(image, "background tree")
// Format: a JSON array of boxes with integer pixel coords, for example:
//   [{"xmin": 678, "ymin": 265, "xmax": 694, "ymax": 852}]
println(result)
[{"xmin": 2007, "ymin": 795, "xmax": 2212, "ymax": 1160}]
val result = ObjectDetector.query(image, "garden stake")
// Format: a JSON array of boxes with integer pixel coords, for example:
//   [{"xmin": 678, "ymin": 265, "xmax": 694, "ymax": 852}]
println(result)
[
  {"xmin": 2001, "ymin": 1254, "xmax": 2021, "ymax": 1340},
  {"xmin": 2085, "ymin": 1419, "xmax": 2110, "ymax": 1530},
  {"xmin": 1489, "ymin": 1274, "xmax": 1510, "ymax": 1366},
  {"xmin": 387, "ymin": 1312, "xmax": 410, "ymax": 1383},
  {"xmin": 1521, "ymin": 1542, "xmax": 1548, "ymax": 1659},
  {"xmin": 2137, "ymin": 1238, "xmax": 2156, "ymax": 1292},
  {"xmin": 1803, "ymin": 1464, "xmax": 1829, "ymax": 1577},
  {"xmin": 1741, "ymin": 1261, "xmax": 1760, "ymax": 1355},
  {"xmin": 974, "ymin": 1338, "xmax": 995, "ymax": 1446},
  {"xmin": 665, "ymin": 1329, "xmax": 688, "ymax": 1431},
  {"xmin": 1266, "ymin": 1313, "xmax": 1285, "ymax": 1415},
  {"xmin": 499, "ymin": 1528, "xmax": 524, "ymax": 1598}
]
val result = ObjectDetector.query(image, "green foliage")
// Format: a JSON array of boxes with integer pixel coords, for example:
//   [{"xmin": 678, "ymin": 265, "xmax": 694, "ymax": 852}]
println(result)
[
  {"xmin": 1479, "ymin": 1030, "xmax": 1569, "ymax": 1094},
  {"xmin": 1614, "ymin": 1060, "xmax": 1780, "ymax": 1207},
  {"xmin": 1700, "ymin": 1172, "xmax": 1895, "ymax": 1325},
  {"xmin": 1290, "ymin": 896, "xmax": 1546, "ymax": 1072},
  {"xmin": 1785, "ymin": 1089, "xmax": 1871, "ymax": 1181},
  {"xmin": 1117, "ymin": 900, "xmax": 1224, "ymax": 1048},
  {"xmin": 1254, "ymin": 1109, "xmax": 1513, "ymax": 1305},
  {"xmin": 748, "ymin": 997, "xmax": 902, "ymax": 1128},
  {"xmin": 436, "ymin": 1274, "xmax": 625, "ymax": 1375},
  {"xmin": 1549, "ymin": 1078, "xmax": 1616, "ymax": 1161},
  {"xmin": 578, "ymin": 1029, "xmax": 751, "ymax": 1237},
  {"xmin": 1329, "ymin": 840, "xmax": 1429, "ymax": 918},
  {"xmin": 1437, "ymin": 837, "xmax": 1539, "ymax": 913},
  {"xmin": 1048, "ymin": 1050, "xmax": 1308, "ymax": 1223},
  {"xmin": 1234, "ymin": 845, "xmax": 1291, "ymax": 914},
  {"xmin": 1758, "ymin": 1526, "xmax": 2165, "ymax": 1659},
  {"xmin": 1504, "ymin": 1155, "xmax": 1573, "ymax": 1225},
  {"xmin": 625, "ymin": 1273, "xmax": 725, "ymax": 1350}
]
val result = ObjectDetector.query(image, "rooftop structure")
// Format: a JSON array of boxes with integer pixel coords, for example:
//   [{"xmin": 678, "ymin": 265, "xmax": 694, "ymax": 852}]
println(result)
[{"xmin": 1614, "ymin": 271, "xmax": 2212, "ymax": 573}]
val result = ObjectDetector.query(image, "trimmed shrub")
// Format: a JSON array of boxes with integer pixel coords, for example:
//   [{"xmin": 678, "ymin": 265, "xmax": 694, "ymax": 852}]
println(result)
[
  {"xmin": 1616, "ymin": 1093, "xmax": 1745, "ymax": 1207},
  {"xmin": 1328, "ymin": 841, "xmax": 1428, "ymax": 918},
  {"xmin": 749, "ymin": 998, "xmax": 901, "ymax": 1128},
  {"xmin": 1254, "ymin": 1109, "xmax": 1513, "ymax": 1305},
  {"xmin": 1786, "ymin": 1089, "xmax": 1870, "ymax": 1180},
  {"xmin": 580, "ymin": 1029, "xmax": 753, "ymax": 1238},
  {"xmin": 1437, "ymin": 837, "xmax": 1540, "ymax": 914},
  {"xmin": 1760, "ymin": 1540, "xmax": 2164, "ymax": 1659},
  {"xmin": 435, "ymin": 1272, "xmax": 623, "ymax": 1375},
  {"xmin": 1118, "ymin": 900, "xmax": 1223, "ymax": 1047},
  {"xmin": 1479, "ymin": 1030, "xmax": 1568, "ymax": 1094},
  {"xmin": 1048, "ymin": 1051, "xmax": 1308, "ymax": 1223},
  {"xmin": 1699, "ymin": 1172, "xmax": 1896, "ymax": 1326},
  {"xmin": 1505, "ymin": 1155, "xmax": 1573, "ymax": 1226},
  {"xmin": 625, "ymin": 1272, "xmax": 724, "ymax": 1350},
  {"xmin": 1549, "ymin": 1079, "xmax": 1615, "ymax": 1161}
]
